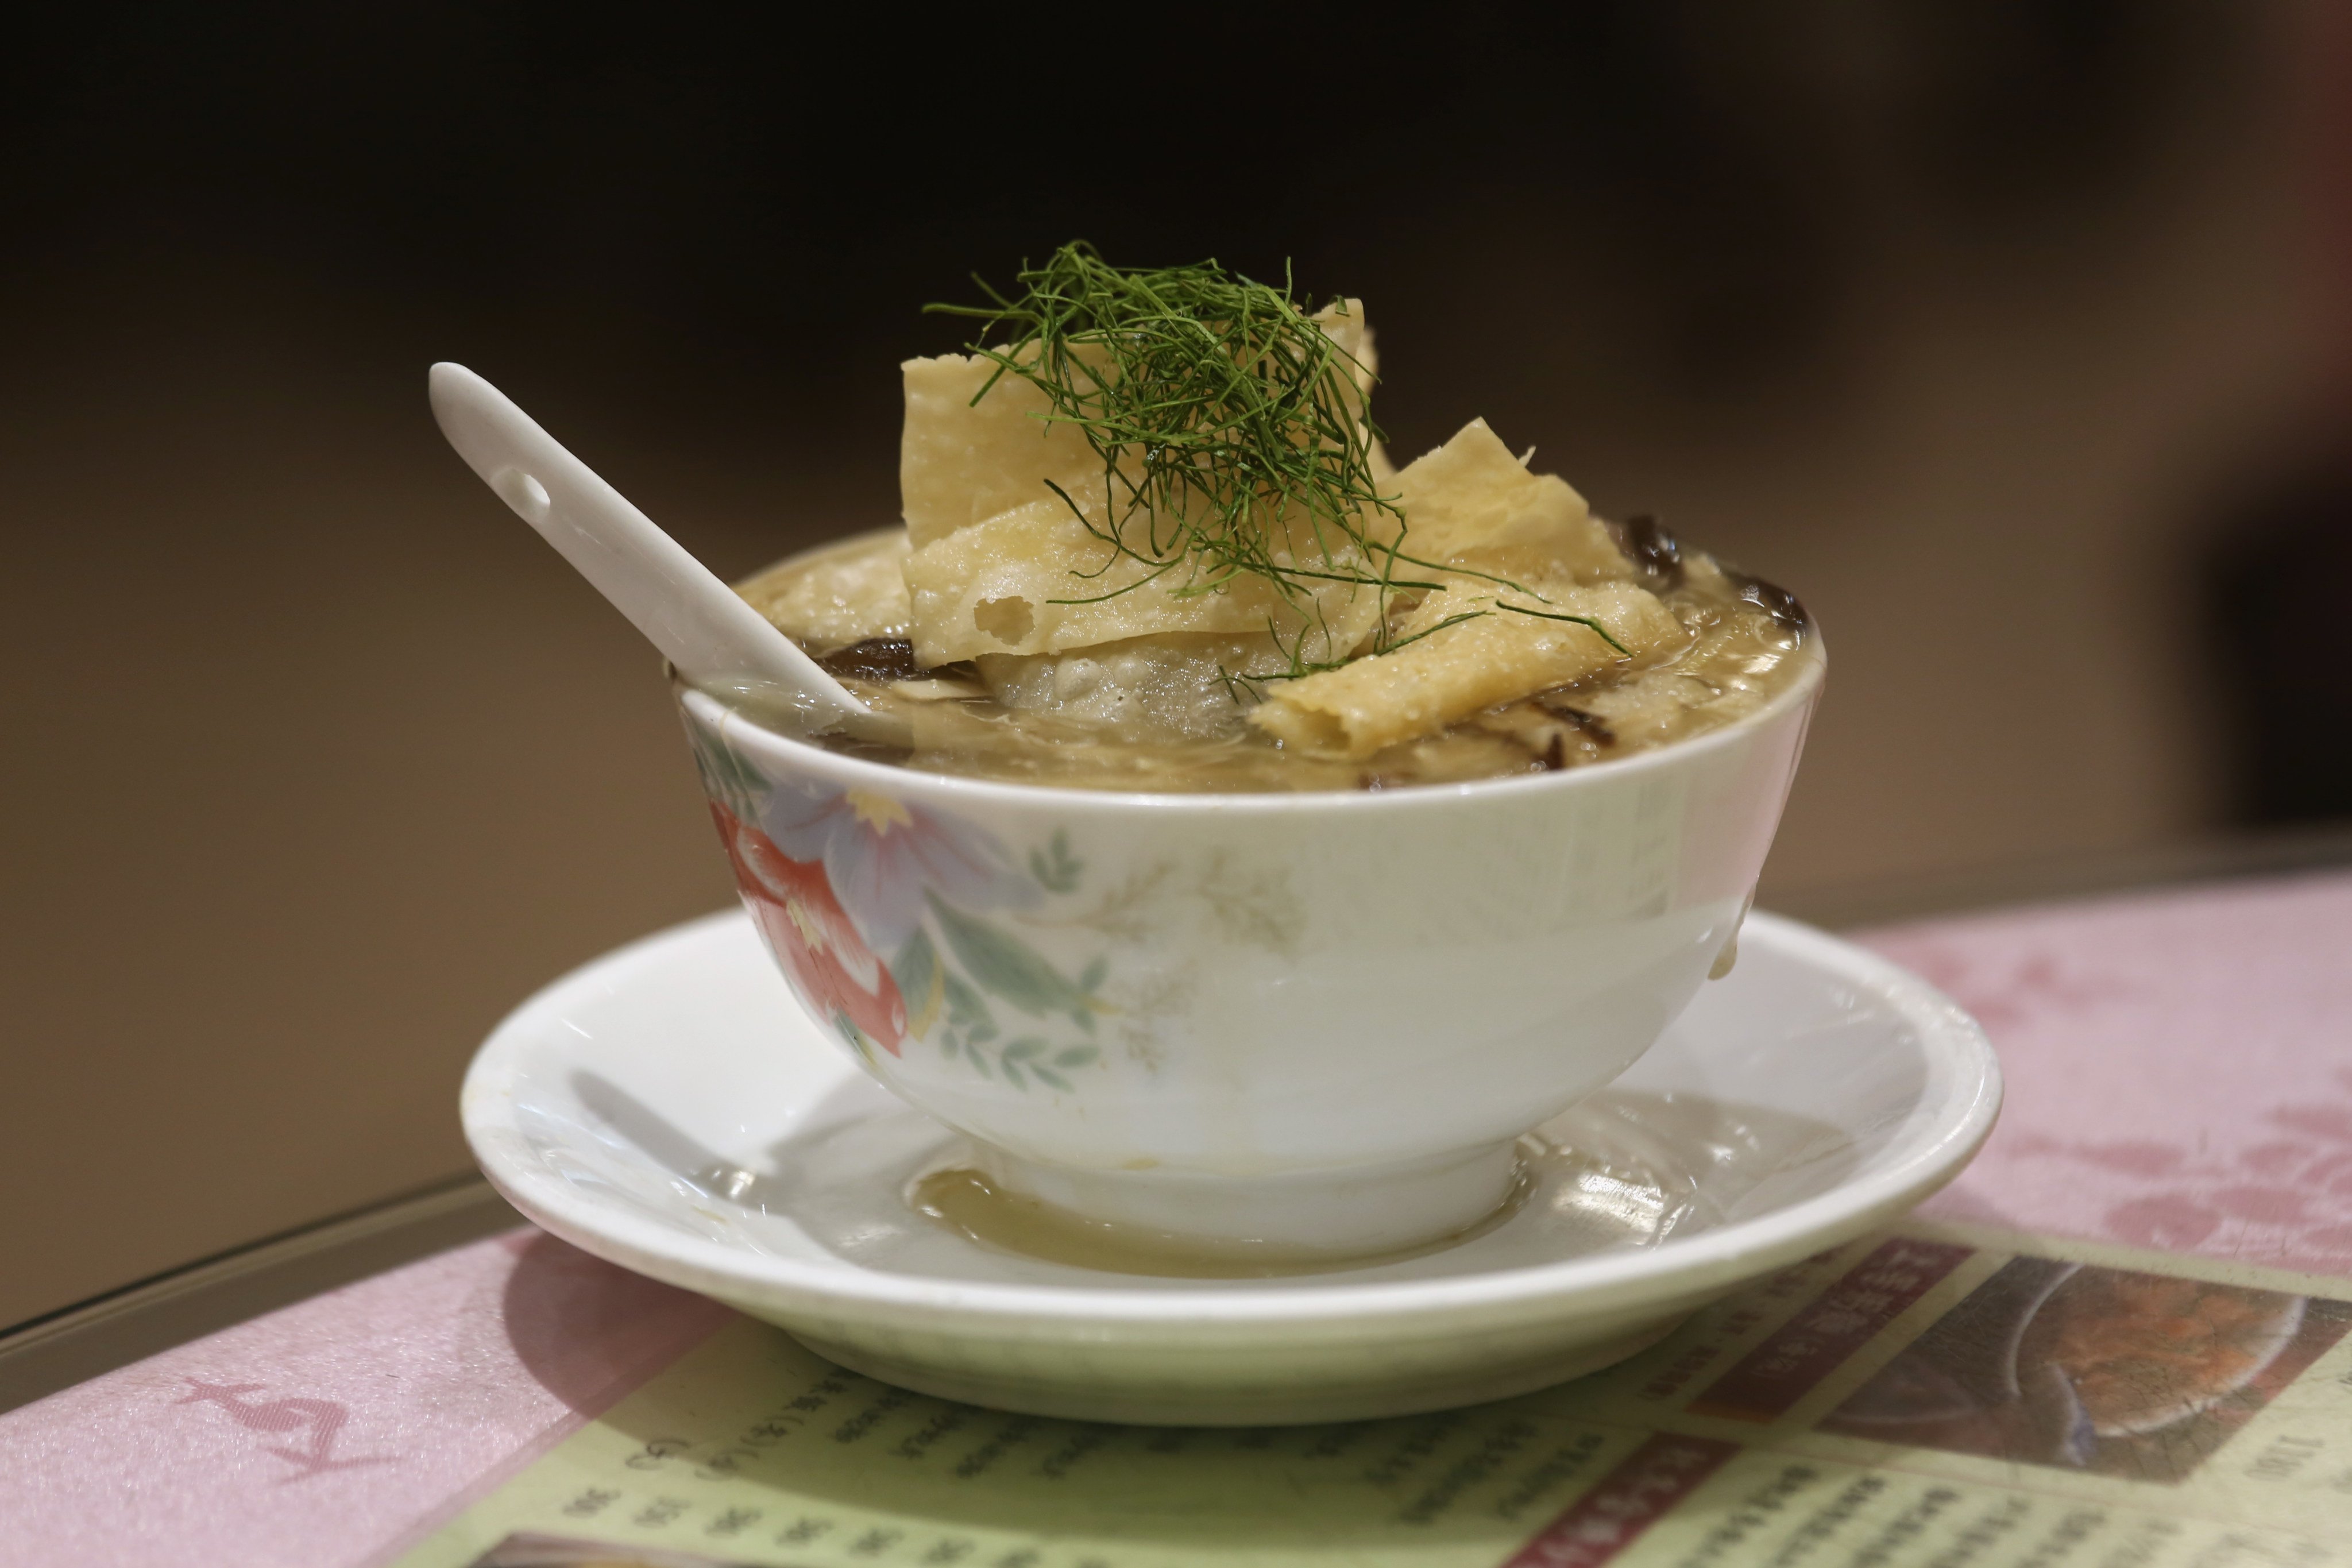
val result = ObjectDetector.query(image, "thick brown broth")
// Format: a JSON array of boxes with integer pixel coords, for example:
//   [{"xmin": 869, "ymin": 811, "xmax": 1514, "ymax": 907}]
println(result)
[{"xmin": 732, "ymin": 527, "xmax": 1816, "ymax": 794}]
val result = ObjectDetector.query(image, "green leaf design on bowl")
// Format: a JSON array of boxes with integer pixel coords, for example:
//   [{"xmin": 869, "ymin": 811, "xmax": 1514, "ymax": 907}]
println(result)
[{"xmin": 928, "ymin": 893, "xmax": 1099, "ymax": 1030}]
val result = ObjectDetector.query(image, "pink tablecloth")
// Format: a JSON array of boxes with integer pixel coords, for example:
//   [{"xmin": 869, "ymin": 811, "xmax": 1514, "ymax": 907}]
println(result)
[
  {"xmin": 6, "ymin": 871, "xmax": 2349, "ymax": 1568},
  {"xmin": 1867, "ymin": 870, "xmax": 2352, "ymax": 1274}
]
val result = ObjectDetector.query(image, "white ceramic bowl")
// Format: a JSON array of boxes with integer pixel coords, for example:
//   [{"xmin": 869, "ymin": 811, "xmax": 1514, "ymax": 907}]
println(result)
[{"xmin": 675, "ymin": 609, "xmax": 1822, "ymax": 1254}]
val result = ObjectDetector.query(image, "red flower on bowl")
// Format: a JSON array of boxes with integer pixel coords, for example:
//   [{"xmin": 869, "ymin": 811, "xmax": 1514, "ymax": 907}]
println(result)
[{"xmin": 710, "ymin": 804, "xmax": 907, "ymax": 1056}]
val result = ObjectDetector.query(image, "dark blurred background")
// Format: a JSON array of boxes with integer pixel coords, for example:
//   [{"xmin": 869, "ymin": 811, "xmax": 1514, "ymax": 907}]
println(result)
[{"xmin": 5, "ymin": 2, "xmax": 2347, "ymax": 1324}]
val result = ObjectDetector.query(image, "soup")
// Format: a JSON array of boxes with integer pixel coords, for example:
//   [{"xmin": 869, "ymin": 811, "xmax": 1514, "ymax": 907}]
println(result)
[
  {"xmin": 727, "ymin": 245, "xmax": 1817, "ymax": 793},
  {"xmin": 736, "ymin": 525, "xmax": 1809, "ymax": 793}
]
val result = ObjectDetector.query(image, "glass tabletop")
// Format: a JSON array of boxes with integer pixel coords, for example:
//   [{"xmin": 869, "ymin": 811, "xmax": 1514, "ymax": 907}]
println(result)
[{"xmin": 7, "ymin": 821, "xmax": 2348, "ymax": 1419}]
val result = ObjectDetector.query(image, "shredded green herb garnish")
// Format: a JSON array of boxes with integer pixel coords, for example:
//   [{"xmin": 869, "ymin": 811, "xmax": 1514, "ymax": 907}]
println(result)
[
  {"xmin": 927, "ymin": 242, "xmax": 1423, "ymax": 656},
  {"xmin": 926, "ymin": 241, "xmax": 1624, "ymax": 682},
  {"xmin": 1494, "ymin": 603, "xmax": 1633, "ymax": 658}
]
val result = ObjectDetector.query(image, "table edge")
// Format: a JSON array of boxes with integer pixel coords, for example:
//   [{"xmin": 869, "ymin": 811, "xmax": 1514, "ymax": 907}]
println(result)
[{"xmin": 0, "ymin": 1174, "xmax": 522, "ymax": 1416}]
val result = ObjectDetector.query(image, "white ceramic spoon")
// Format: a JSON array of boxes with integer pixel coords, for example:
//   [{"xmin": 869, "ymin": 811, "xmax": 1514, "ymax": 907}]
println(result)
[{"xmin": 428, "ymin": 362, "xmax": 896, "ymax": 742}]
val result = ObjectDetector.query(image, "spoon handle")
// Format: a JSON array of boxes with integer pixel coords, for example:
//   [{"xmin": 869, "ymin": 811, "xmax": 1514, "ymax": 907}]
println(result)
[{"xmin": 428, "ymin": 362, "xmax": 881, "ymax": 734}]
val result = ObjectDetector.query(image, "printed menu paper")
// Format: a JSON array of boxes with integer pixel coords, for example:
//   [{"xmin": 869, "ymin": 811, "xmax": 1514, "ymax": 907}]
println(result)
[{"xmin": 390, "ymin": 1223, "xmax": 2352, "ymax": 1567}]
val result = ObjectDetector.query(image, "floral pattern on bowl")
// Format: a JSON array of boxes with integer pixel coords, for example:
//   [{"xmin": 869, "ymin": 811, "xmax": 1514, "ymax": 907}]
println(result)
[{"xmin": 688, "ymin": 712, "xmax": 1111, "ymax": 1092}]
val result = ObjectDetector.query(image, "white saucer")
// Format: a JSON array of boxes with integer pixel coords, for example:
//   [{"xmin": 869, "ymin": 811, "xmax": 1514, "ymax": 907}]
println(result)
[{"xmin": 463, "ymin": 909, "xmax": 1999, "ymax": 1424}]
